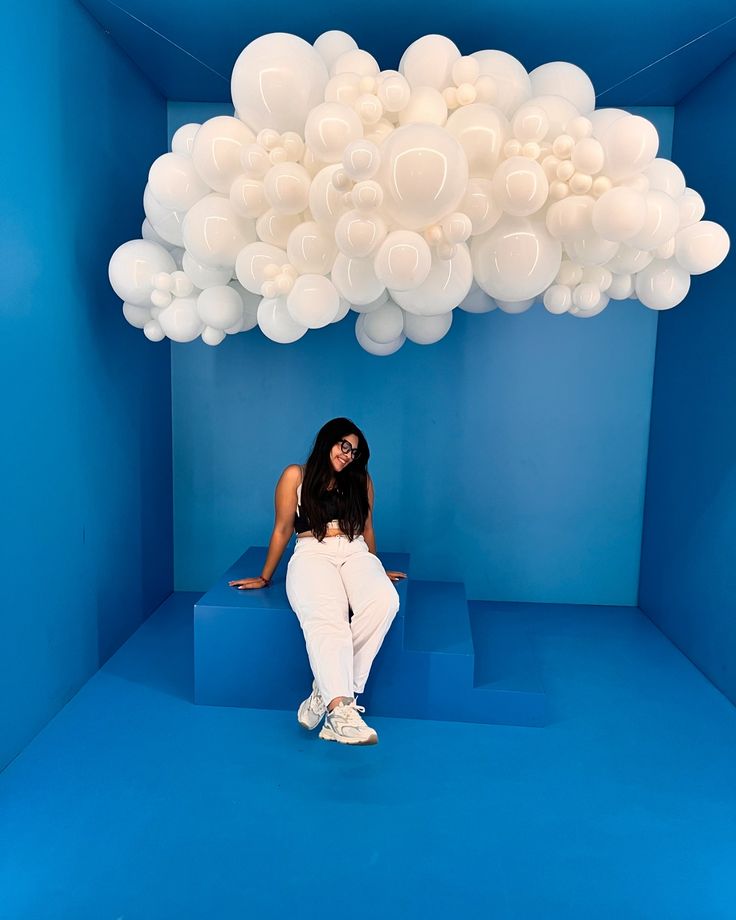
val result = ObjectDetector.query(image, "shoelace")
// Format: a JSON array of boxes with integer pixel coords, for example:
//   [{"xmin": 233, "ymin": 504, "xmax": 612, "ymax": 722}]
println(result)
[
  {"xmin": 333, "ymin": 699, "xmax": 367, "ymax": 726},
  {"xmin": 309, "ymin": 690, "xmax": 325, "ymax": 714}
]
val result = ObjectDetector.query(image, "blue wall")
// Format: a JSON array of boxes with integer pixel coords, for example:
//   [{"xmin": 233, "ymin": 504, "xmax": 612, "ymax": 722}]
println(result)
[
  {"xmin": 639, "ymin": 55, "xmax": 736, "ymax": 704},
  {"xmin": 170, "ymin": 104, "xmax": 672, "ymax": 606},
  {"xmin": 0, "ymin": 2, "xmax": 173, "ymax": 770}
]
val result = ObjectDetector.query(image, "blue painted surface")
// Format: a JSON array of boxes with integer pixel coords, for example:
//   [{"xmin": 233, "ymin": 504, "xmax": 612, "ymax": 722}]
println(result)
[
  {"xmin": 2, "ymin": 591, "xmax": 735, "ymax": 918},
  {"xmin": 169, "ymin": 103, "xmax": 672, "ymax": 607},
  {"xmin": 194, "ymin": 547, "xmax": 545, "ymax": 724},
  {"xmin": 639, "ymin": 54, "xmax": 736, "ymax": 704},
  {"xmin": 79, "ymin": 0, "xmax": 736, "ymax": 105},
  {"xmin": 0, "ymin": 2, "xmax": 172, "ymax": 770}
]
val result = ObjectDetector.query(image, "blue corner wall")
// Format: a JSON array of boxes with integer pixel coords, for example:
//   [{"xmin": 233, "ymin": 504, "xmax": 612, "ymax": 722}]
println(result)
[
  {"xmin": 169, "ymin": 106, "xmax": 672, "ymax": 606},
  {"xmin": 639, "ymin": 55, "xmax": 736, "ymax": 705},
  {"xmin": 0, "ymin": 2, "xmax": 173, "ymax": 770}
]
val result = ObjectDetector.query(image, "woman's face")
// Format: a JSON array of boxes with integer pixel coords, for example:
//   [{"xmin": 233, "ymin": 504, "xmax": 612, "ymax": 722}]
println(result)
[{"xmin": 330, "ymin": 433, "xmax": 359, "ymax": 474}]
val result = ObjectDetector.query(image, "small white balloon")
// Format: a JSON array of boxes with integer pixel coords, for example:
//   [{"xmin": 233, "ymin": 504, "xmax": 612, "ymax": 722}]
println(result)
[
  {"xmin": 491, "ymin": 156, "xmax": 548, "ymax": 216},
  {"xmin": 171, "ymin": 122, "xmax": 200, "ymax": 157},
  {"xmin": 402, "ymin": 310, "xmax": 453, "ymax": 344},
  {"xmin": 197, "ymin": 285, "xmax": 244, "ymax": 330},
  {"xmin": 644, "ymin": 158, "xmax": 686, "ymax": 198},
  {"xmin": 305, "ymin": 102, "xmax": 364, "ymax": 164},
  {"xmin": 362, "ymin": 300, "xmax": 404, "ymax": 343},
  {"xmin": 230, "ymin": 175, "xmax": 268, "ymax": 219},
  {"xmin": 459, "ymin": 282, "xmax": 498, "ymax": 313},
  {"xmin": 158, "ymin": 296, "xmax": 206, "ymax": 342},
  {"xmin": 235, "ymin": 242, "xmax": 287, "ymax": 294},
  {"xmin": 600, "ymin": 115, "xmax": 659, "ymax": 179},
  {"xmin": 399, "ymin": 87, "xmax": 448, "ymax": 126},
  {"xmin": 263, "ymin": 163, "xmax": 311, "ymax": 214},
  {"xmin": 399, "ymin": 35, "xmax": 460, "ymax": 90},
  {"xmin": 313, "ymin": 31, "xmax": 358, "ymax": 70},
  {"xmin": 182, "ymin": 252, "xmax": 232, "ymax": 289},
  {"xmin": 122, "ymin": 302, "xmax": 152, "ymax": 329},
  {"xmin": 529, "ymin": 61, "xmax": 595, "ymax": 114},
  {"xmin": 191, "ymin": 116, "xmax": 256, "ymax": 193},
  {"xmin": 355, "ymin": 314, "xmax": 406, "ymax": 355},
  {"xmin": 287, "ymin": 221, "xmax": 338, "ymax": 275},
  {"xmin": 392, "ymin": 244, "xmax": 473, "ymax": 315},
  {"xmin": 331, "ymin": 253, "xmax": 386, "ymax": 305},
  {"xmin": 335, "ymin": 210, "xmax": 387, "ymax": 258},
  {"xmin": 471, "ymin": 50, "xmax": 531, "ymax": 116},
  {"xmin": 143, "ymin": 319, "xmax": 165, "ymax": 342},
  {"xmin": 543, "ymin": 285, "xmax": 572, "ymax": 314},
  {"xmin": 342, "ymin": 139, "xmax": 381, "ymax": 180},
  {"xmin": 677, "ymin": 189, "xmax": 705, "ymax": 229}
]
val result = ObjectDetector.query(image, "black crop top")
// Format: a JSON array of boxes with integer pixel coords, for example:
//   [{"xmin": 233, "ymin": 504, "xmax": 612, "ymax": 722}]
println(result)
[{"xmin": 294, "ymin": 483, "xmax": 346, "ymax": 534}]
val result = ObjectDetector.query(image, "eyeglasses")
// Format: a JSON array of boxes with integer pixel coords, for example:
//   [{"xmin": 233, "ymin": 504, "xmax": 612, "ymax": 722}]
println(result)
[{"xmin": 338, "ymin": 439, "xmax": 360, "ymax": 460}]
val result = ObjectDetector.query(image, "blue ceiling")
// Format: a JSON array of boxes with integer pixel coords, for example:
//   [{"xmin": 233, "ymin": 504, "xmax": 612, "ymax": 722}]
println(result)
[{"xmin": 79, "ymin": 0, "xmax": 736, "ymax": 105}]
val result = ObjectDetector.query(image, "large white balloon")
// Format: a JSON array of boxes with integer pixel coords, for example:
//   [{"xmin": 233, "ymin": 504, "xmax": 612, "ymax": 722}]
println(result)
[
  {"xmin": 491, "ymin": 156, "xmax": 548, "ymax": 216},
  {"xmin": 305, "ymin": 103, "xmax": 364, "ymax": 163},
  {"xmin": 674, "ymin": 221, "xmax": 730, "ymax": 275},
  {"xmin": 183, "ymin": 194, "xmax": 256, "ymax": 268},
  {"xmin": 379, "ymin": 124, "xmax": 468, "ymax": 230},
  {"xmin": 600, "ymin": 115, "xmax": 659, "ymax": 179},
  {"xmin": 402, "ymin": 310, "xmax": 453, "ymax": 344},
  {"xmin": 446, "ymin": 104, "xmax": 509, "ymax": 178},
  {"xmin": 235, "ymin": 242, "xmax": 286, "ymax": 294},
  {"xmin": 158, "ymin": 296, "xmax": 205, "ymax": 342},
  {"xmin": 287, "ymin": 221, "xmax": 338, "ymax": 274},
  {"xmin": 231, "ymin": 33, "xmax": 329, "ymax": 133},
  {"xmin": 191, "ymin": 116, "xmax": 255, "ymax": 193},
  {"xmin": 109, "ymin": 240, "xmax": 176, "ymax": 306},
  {"xmin": 529, "ymin": 62, "xmax": 595, "ymax": 114},
  {"xmin": 471, "ymin": 50, "xmax": 531, "ymax": 115},
  {"xmin": 149, "ymin": 152, "xmax": 209, "ymax": 212},
  {"xmin": 400, "ymin": 35, "xmax": 460, "ymax": 90},
  {"xmin": 471, "ymin": 216, "xmax": 562, "ymax": 300},
  {"xmin": 355, "ymin": 314, "xmax": 406, "ymax": 355},
  {"xmin": 635, "ymin": 259, "xmax": 691, "ymax": 310},
  {"xmin": 143, "ymin": 185, "xmax": 185, "ymax": 247},
  {"xmin": 331, "ymin": 253, "xmax": 386, "ymax": 305},
  {"xmin": 392, "ymin": 244, "xmax": 473, "ymax": 315},
  {"xmin": 362, "ymin": 300, "xmax": 404, "ymax": 343},
  {"xmin": 286, "ymin": 274, "xmax": 340, "ymax": 328},
  {"xmin": 197, "ymin": 285, "xmax": 243, "ymax": 330}
]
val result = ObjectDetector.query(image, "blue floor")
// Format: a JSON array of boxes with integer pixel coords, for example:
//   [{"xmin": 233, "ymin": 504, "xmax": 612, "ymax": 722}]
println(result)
[{"xmin": 1, "ymin": 592, "xmax": 734, "ymax": 919}]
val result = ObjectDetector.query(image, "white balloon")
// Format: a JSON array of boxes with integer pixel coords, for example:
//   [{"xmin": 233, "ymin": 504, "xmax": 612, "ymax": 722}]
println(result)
[
  {"xmin": 674, "ymin": 221, "xmax": 730, "ymax": 275},
  {"xmin": 588, "ymin": 108, "xmax": 627, "ymax": 138},
  {"xmin": 600, "ymin": 115, "xmax": 659, "ymax": 179},
  {"xmin": 191, "ymin": 116, "xmax": 255, "ymax": 193},
  {"xmin": 391, "ymin": 244, "xmax": 473, "ymax": 315},
  {"xmin": 286, "ymin": 274, "xmax": 340, "ymax": 327},
  {"xmin": 546, "ymin": 195, "xmax": 595, "ymax": 241},
  {"xmin": 512, "ymin": 105, "xmax": 549, "ymax": 143},
  {"xmin": 471, "ymin": 216, "xmax": 562, "ymax": 300},
  {"xmin": 606, "ymin": 244, "xmax": 654, "ymax": 275},
  {"xmin": 400, "ymin": 35, "xmax": 460, "ymax": 90},
  {"xmin": 543, "ymin": 285, "xmax": 572, "ymax": 314},
  {"xmin": 335, "ymin": 210, "xmax": 387, "ymax": 258},
  {"xmin": 635, "ymin": 259, "xmax": 690, "ymax": 310},
  {"xmin": 230, "ymin": 175, "xmax": 267, "ymax": 219},
  {"xmin": 342, "ymin": 139, "xmax": 381, "ymax": 181},
  {"xmin": 263, "ymin": 163, "xmax": 311, "ymax": 214},
  {"xmin": 149, "ymin": 152, "xmax": 209, "ymax": 211},
  {"xmin": 445, "ymin": 104, "xmax": 509, "ymax": 178},
  {"xmin": 566, "ymin": 235, "xmax": 620, "ymax": 266},
  {"xmin": 492, "ymin": 156, "xmax": 548, "ymax": 216},
  {"xmin": 644, "ymin": 158, "xmax": 686, "ymax": 199},
  {"xmin": 287, "ymin": 221, "xmax": 338, "ymax": 274},
  {"xmin": 379, "ymin": 124, "xmax": 468, "ymax": 230},
  {"xmin": 529, "ymin": 62, "xmax": 595, "ymax": 114},
  {"xmin": 332, "ymin": 49, "xmax": 379, "ymax": 78},
  {"xmin": 108, "ymin": 239, "xmax": 176, "ymax": 306},
  {"xmin": 183, "ymin": 194, "xmax": 256, "ymax": 269},
  {"xmin": 355, "ymin": 314, "xmax": 406, "ymax": 355},
  {"xmin": 678, "ymin": 189, "xmax": 705, "ymax": 229},
  {"xmin": 255, "ymin": 209, "xmax": 302, "ymax": 247},
  {"xmin": 377, "ymin": 73, "xmax": 411, "ymax": 113},
  {"xmin": 471, "ymin": 50, "xmax": 531, "ymax": 115},
  {"xmin": 143, "ymin": 320, "xmax": 165, "ymax": 342},
  {"xmin": 171, "ymin": 122, "xmax": 200, "ymax": 157},
  {"xmin": 331, "ymin": 297, "xmax": 351, "ymax": 323},
  {"xmin": 571, "ymin": 138, "xmax": 605, "ymax": 175},
  {"xmin": 570, "ymin": 293, "xmax": 609, "ymax": 317},
  {"xmin": 461, "ymin": 178, "xmax": 503, "ymax": 235},
  {"xmin": 458, "ymin": 281, "xmax": 498, "ymax": 312},
  {"xmin": 197, "ymin": 285, "xmax": 243, "ymax": 330},
  {"xmin": 592, "ymin": 187, "xmax": 647, "ymax": 241},
  {"xmin": 496, "ymin": 297, "xmax": 535, "ymax": 313},
  {"xmin": 362, "ymin": 300, "xmax": 404, "ymax": 343},
  {"xmin": 525, "ymin": 95, "xmax": 579, "ymax": 140},
  {"xmin": 308, "ymin": 164, "xmax": 350, "ymax": 226},
  {"xmin": 182, "ymin": 252, "xmax": 232, "ymax": 289},
  {"xmin": 202, "ymin": 326, "xmax": 226, "ymax": 346},
  {"xmin": 231, "ymin": 33, "xmax": 329, "ymax": 133},
  {"xmin": 607, "ymin": 273, "xmax": 634, "ymax": 299},
  {"xmin": 141, "ymin": 218, "xmax": 171, "ymax": 249},
  {"xmin": 313, "ymin": 31, "xmax": 358, "ymax": 70},
  {"xmin": 628, "ymin": 191, "xmax": 680, "ymax": 251},
  {"xmin": 257, "ymin": 295, "xmax": 308, "ymax": 342},
  {"xmin": 374, "ymin": 231, "xmax": 432, "ymax": 291},
  {"xmin": 235, "ymin": 242, "xmax": 286, "ymax": 294},
  {"xmin": 158, "ymin": 296, "xmax": 205, "ymax": 342},
  {"xmin": 305, "ymin": 103, "xmax": 363, "ymax": 164},
  {"xmin": 143, "ymin": 185, "xmax": 185, "ymax": 247},
  {"xmin": 229, "ymin": 280, "xmax": 260, "ymax": 331},
  {"xmin": 402, "ymin": 310, "xmax": 453, "ymax": 344},
  {"xmin": 122, "ymin": 301, "xmax": 152, "ymax": 329},
  {"xmin": 331, "ymin": 253, "xmax": 386, "ymax": 305},
  {"xmin": 398, "ymin": 87, "xmax": 448, "ymax": 126}
]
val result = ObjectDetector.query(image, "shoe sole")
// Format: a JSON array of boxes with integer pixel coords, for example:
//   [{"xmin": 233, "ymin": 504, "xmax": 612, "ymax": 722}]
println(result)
[{"xmin": 318, "ymin": 725, "xmax": 378, "ymax": 745}]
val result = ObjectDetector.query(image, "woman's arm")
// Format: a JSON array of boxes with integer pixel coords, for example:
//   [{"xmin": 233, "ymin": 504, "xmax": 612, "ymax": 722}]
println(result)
[
  {"xmin": 229, "ymin": 465, "xmax": 299, "ymax": 588},
  {"xmin": 364, "ymin": 474, "xmax": 406, "ymax": 582},
  {"xmin": 363, "ymin": 474, "xmax": 377, "ymax": 554}
]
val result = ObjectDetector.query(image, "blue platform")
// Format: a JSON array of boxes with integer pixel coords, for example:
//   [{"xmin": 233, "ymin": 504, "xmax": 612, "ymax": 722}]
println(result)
[{"xmin": 194, "ymin": 547, "xmax": 547, "ymax": 726}]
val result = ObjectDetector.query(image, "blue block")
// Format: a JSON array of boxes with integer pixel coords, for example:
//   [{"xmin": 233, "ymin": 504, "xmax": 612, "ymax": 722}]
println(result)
[{"xmin": 194, "ymin": 547, "xmax": 547, "ymax": 726}]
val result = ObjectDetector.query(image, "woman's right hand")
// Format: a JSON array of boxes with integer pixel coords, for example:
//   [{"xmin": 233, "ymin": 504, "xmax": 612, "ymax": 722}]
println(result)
[{"xmin": 228, "ymin": 577, "xmax": 269, "ymax": 590}]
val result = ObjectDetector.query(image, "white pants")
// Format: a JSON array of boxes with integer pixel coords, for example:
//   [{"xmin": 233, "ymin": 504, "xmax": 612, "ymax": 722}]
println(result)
[{"xmin": 286, "ymin": 534, "xmax": 401, "ymax": 704}]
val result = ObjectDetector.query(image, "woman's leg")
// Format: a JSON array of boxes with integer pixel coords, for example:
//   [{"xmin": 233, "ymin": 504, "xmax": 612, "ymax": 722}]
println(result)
[
  {"xmin": 339, "ymin": 540, "xmax": 401, "ymax": 696},
  {"xmin": 286, "ymin": 539, "xmax": 354, "ymax": 708}
]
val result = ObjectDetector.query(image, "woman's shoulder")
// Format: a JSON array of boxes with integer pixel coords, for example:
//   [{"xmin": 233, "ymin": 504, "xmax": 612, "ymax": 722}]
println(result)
[{"xmin": 281, "ymin": 464, "xmax": 304, "ymax": 485}]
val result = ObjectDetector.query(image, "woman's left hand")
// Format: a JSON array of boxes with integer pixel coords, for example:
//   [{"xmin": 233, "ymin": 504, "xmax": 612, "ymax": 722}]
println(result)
[{"xmin": 385, "ymin": 570, "xmax": 407, "ymax": 582}]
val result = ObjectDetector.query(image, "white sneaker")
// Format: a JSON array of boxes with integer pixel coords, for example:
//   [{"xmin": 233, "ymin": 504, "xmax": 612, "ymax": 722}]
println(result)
[
  {"xmin": 297, "ymin": 679, "xmax": 326, "ymax": 731},
  {"xmin": 318, "ymin": 698, "xmax": 378, "ymax": 745}
]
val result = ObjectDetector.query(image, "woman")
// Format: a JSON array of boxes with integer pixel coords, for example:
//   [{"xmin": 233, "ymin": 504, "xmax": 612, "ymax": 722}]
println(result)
[{"xmin": 229, "ymin": 418, "xmax": 406, "ymax": 746}]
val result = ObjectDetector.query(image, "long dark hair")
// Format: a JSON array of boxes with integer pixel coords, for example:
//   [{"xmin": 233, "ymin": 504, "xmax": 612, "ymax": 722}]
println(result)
[{"xmin": 301, "ymin": 417, "xmax": 370, "ymax": 542}]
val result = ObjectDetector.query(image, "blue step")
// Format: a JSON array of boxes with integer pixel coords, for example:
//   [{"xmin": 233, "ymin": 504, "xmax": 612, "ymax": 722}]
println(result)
[{"xmin": 194, "ymin": 546, "xmax": 547, "ymax": 726}]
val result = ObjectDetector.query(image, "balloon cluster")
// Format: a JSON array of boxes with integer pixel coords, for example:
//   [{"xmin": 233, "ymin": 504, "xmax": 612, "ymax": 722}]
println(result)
[{"xmin": 109, "ymin": 32, "xmax": 730, "ymax": 355}]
